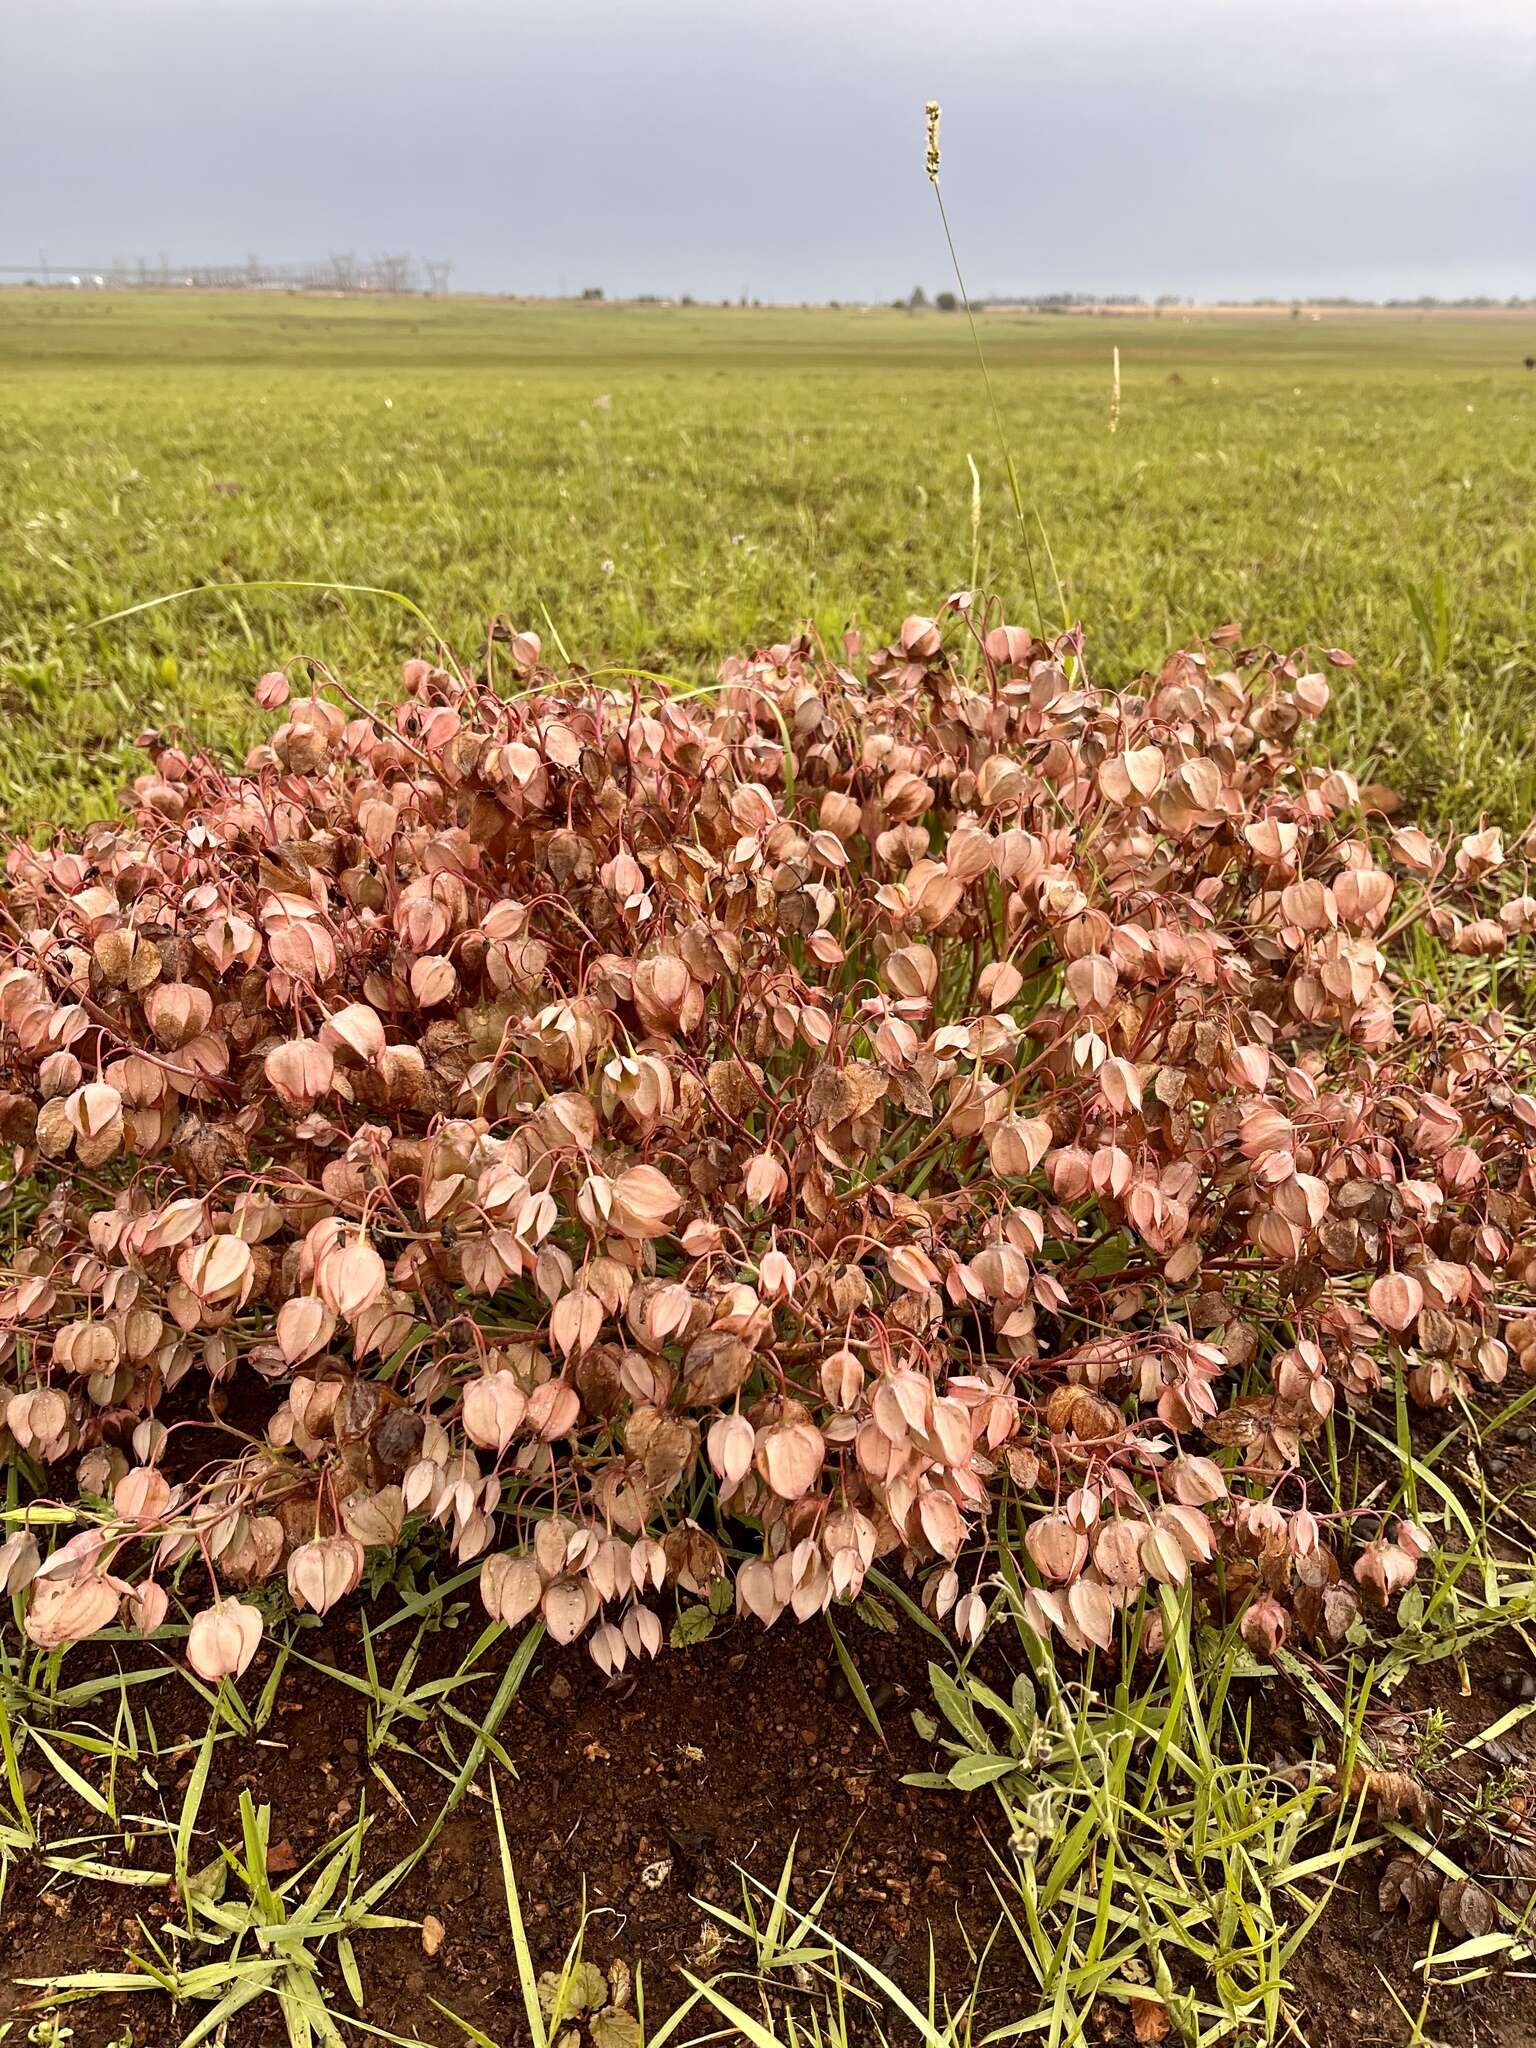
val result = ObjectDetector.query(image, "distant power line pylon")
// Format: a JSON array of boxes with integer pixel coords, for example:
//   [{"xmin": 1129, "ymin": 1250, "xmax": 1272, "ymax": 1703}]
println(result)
[{"xmin": 426, "ymin": 261, "xmax": 453, "ymax": 296}]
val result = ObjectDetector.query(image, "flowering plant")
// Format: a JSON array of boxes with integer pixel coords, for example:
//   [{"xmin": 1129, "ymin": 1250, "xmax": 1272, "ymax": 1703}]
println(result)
[{"xmin": 3, "ymin": 608, "xmax": 1532, "ymax": 1678}]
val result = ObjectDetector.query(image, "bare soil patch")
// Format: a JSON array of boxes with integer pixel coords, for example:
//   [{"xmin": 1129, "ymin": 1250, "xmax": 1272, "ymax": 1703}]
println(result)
[{"xmin": 6, "ymin": 1601, "xmax": 1534, "ymax": 2047}]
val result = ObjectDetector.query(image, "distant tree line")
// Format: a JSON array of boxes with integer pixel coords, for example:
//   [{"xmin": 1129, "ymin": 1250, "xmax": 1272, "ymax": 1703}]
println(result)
[{"xmin": 958, "ymin": 291, "xmax": 1535, "ymax": 311}]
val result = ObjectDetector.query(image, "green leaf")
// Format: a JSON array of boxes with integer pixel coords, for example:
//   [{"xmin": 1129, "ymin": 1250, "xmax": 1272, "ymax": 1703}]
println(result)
[
  {"xmin": 590, "ymin": 2008, "xmax": 643, "ymax": 2048},
  {"xmin": 855, "ymin": 1594, "xmax": 898, "ymax": 1634},
  {"xmin": 947, "ymin": 1752, "xmax": 1019, "ymax": 1791},
  {"xmin": 826, "ymin": 1612, "xmax": 885, "ymax": 1743},
  {"xmin": 490, "ymin": 1773, "xmax": 548, "ymax": 2048},
  {"xmin": 967, "ymin": 1676, "xmax": 1034, "ymax": 1748},
  {"xmin": 927, "ymin": 1662, "xmax": 986, "ymax": 1748},
  {"xmin": 337, "ymin": 1935, "xmax": 363, "ymax": 2008},
  {"xmin": 539, "ymin": 1960, "xmax": 606, "ymax": 2020},
  {"xmin": 26, "ymin": 1732, "xmax": 114, "ymax": 1819},
  {"xmin": 185, "ymin": 1853, "xmax": 229, "ymax": 1904},
  {"xmin": 911, "ymin": 1708, "xmax": 939, "ymax": 1742},
  {"xmin": 669, "ymin": 1605, "xmax": 715, "ymax": 1649}
]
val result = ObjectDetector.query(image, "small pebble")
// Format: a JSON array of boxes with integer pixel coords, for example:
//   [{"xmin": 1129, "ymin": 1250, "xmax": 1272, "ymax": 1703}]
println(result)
[{"xmin": 1495, "ymin": 1667, "xmax": 1536, "ymax": 1702}]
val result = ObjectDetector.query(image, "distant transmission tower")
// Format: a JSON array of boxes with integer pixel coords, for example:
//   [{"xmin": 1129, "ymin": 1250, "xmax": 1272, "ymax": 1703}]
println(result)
[{"xmin": 426, "ymin": 261, "xmax": 453, "ymax": 296}]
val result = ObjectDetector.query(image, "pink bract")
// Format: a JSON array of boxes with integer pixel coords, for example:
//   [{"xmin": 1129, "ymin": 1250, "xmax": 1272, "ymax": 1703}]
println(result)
[{"xmin": 2, "ymin": 612, "xmax": 1534, "ymax": 1679}]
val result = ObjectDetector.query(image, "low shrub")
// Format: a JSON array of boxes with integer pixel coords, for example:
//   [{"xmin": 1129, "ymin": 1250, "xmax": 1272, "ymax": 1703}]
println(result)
[{"xmin": 2, "ymin": 607, "xmax": 1534, "ymax": 1678}]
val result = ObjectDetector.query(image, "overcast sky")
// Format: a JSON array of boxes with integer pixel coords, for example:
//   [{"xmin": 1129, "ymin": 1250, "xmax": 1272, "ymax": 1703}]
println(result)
[{"xmin": 3, "ymin": 0, "xmax": 1533, "ymax": 303}]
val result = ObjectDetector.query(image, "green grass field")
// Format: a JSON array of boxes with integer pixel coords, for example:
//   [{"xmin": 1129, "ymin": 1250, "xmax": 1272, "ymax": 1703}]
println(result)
[{"xmin": 3, "ymin": 291, "xmax": 1534, "ymax": 828}]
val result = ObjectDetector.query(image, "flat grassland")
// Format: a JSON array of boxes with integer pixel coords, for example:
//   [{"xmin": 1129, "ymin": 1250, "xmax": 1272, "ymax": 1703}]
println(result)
[{"xmin": 2, "ymin": 292, "xmax": 1533, "ymax": 825}]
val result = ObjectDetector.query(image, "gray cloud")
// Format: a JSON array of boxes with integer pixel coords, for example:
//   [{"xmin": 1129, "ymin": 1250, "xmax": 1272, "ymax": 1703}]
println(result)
[{"xmin": 3, "ymin": 0, "xmax": 1533, "ymax": 301}]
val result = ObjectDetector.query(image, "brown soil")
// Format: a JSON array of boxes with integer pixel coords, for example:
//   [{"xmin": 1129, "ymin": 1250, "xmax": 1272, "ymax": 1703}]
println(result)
[
  {"xmin": 1267, "ymin": 1633, "xmax": 1536, "ymax": 2048},
  {"xmin": 4, "ymin": 1591, "xmax": 1535, "ymax": 2048},
  {"xmin": 7, "ymin": 1383, "xmax": 1534, "ymax": 2047}
]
